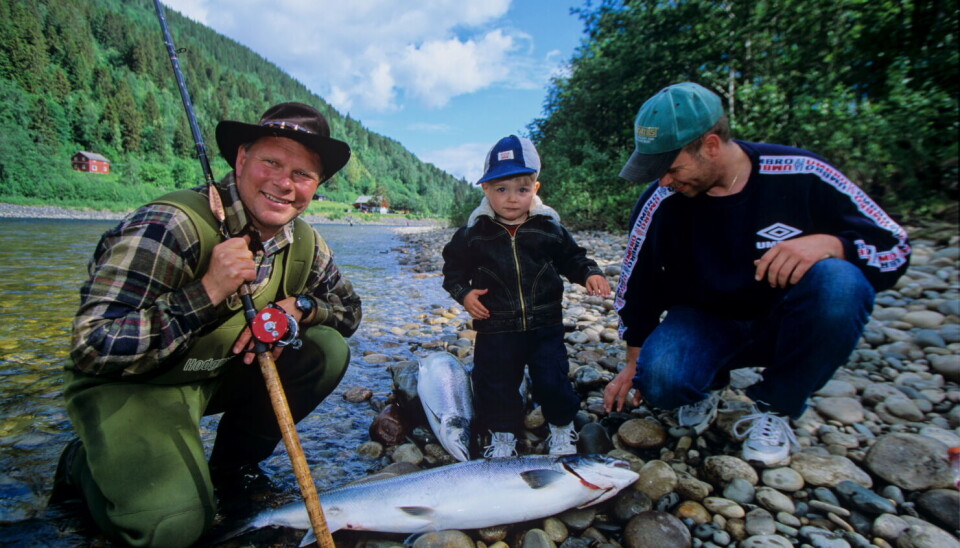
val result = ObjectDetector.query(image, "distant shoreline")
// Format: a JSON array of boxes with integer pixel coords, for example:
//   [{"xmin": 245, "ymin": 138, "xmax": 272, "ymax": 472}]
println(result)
[{"xmin": 0, "ymin": 202, "xmax": 445, "ymax": 228}]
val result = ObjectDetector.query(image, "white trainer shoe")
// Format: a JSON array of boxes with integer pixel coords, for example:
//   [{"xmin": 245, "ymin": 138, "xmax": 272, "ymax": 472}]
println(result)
[
  {"xmin": 733, "ymin": 410, "xmax": 800, "ymax": 466},
  {"xmin": 547, "ymin": 422, "xmax": 579, "ymax": 456},
  {"xmin": 677, "ymin": 391, "xmax": 721, "ymax": 434},
  {"xmin": 483, "ymin": 432, "xmax": 518, "ymax": 459}
]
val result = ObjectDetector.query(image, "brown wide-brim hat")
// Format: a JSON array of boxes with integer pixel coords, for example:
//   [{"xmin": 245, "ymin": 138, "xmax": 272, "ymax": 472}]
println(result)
[{"xmin": 216, "ymin": 102, "xmax": 351, "ymax": 183}]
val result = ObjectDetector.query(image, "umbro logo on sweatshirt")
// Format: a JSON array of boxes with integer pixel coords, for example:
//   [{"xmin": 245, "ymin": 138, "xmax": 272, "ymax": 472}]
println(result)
[{"xmin": 756, "ymin": 223, "xmax": 803, "ymax": 249}]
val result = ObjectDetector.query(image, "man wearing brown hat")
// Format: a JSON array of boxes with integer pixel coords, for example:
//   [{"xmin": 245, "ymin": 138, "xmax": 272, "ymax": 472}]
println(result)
[{"xmin": 50, "ymin": 103, "xmax": 362, "ymax": 547}]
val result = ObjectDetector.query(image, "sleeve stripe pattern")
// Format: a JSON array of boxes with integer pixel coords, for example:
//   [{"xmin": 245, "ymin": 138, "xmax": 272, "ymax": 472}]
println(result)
[
  {"xmin": 615, "ymin": 186, "xmax": 674, "ymax": 339},
  {"xmin": 759, "ymin": 155, "xmax": 911, "ymax": 273}
]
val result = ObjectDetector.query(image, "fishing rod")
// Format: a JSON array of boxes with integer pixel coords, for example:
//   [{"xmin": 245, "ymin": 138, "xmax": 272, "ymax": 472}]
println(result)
[{"xmin": 152, "ymin": 3, "xmax": 336, "ymax": 547}]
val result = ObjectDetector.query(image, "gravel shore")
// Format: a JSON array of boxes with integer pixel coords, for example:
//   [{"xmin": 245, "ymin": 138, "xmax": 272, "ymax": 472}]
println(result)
[
  {"xmin": 345, "ymin": 225, "xmax": 960, "ymax": 548},
  {"xmin": 0, "ymin": 202, "xmax": 127, "ymax": 221},
  {"xmin": 0, "ymin": 202, "xmax": 443, "ymax": 226}
]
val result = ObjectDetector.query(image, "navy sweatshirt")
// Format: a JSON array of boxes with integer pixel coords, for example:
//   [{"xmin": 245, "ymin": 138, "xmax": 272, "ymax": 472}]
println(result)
[{"xmin": 614, "ymin": 141, "xmax": 911, "ymax": 348}]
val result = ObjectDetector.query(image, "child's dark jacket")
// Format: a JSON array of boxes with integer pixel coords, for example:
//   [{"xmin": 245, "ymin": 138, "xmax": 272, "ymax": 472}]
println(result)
[{"xmin": 442, "ymin": 196, "xmax": 603, "ymax": 334}]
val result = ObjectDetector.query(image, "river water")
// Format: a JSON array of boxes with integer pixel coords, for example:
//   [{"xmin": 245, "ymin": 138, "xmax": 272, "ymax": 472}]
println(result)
[{"xmin": 0, "ymin": 218, "xmax": 451, "ymax": 545}]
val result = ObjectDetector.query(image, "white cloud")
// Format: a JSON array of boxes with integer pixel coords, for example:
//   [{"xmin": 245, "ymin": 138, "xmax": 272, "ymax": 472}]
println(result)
[
  {"xmin": 397, "ymin": 30, "xmax": 516, "ymax": 108},
  {"xmin": 419, "ymin": 142, "xmax": 491, "ymax": 183},
  {"xmin": 160, "ymin": 0, "xmax": 557, "ymax": 113}
]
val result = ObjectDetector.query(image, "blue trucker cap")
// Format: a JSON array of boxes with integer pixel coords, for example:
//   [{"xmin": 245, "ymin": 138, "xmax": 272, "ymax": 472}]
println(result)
[{"xmin": 477, "ymin": 135, "xmax": 541, "ymax": 184}]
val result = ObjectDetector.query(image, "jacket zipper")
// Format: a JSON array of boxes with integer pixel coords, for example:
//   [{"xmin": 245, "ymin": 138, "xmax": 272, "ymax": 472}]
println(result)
[{"xmin": 499, "ymin": 220, "xmax": 527, "ymax": 330}]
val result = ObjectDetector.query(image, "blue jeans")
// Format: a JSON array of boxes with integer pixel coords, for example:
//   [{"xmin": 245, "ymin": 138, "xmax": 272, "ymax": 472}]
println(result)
[
  {"xmin": 473, "ymin": 325, "xmax": 580, "ymax": 433},
  {"xmin": 633, "ymin": 259, "xmax": 875, "ymax": 418}
]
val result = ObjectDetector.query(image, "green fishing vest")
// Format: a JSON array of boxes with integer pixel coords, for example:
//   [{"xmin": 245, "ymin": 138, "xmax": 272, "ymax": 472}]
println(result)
[{"xmin": 143, "ymin": 189, "xmax": 316, "ymax": 384}]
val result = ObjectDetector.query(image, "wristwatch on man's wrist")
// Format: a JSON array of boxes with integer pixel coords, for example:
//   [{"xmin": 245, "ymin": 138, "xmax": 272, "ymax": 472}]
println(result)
[{"xmin": 294, "ymin": 294, "xmax": 315, "ymax": 319}]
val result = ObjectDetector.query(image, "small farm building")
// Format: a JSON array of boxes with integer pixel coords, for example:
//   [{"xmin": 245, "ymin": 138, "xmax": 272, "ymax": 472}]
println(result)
[{"xmin": 72, "ymin": 152, "xmax": 111, "ymax": 174}]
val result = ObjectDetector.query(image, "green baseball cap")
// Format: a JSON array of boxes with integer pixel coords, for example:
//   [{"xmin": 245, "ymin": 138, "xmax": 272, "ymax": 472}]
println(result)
[{"xmin": 619, "ymin": 82, "xmax": 724, "ymax": 183}]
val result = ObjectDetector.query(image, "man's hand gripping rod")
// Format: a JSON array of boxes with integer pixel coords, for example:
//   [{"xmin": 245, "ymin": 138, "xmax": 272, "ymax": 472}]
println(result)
[{"xmin": 153, "ymin": 3, "xmax": 335, "ymax": 547}]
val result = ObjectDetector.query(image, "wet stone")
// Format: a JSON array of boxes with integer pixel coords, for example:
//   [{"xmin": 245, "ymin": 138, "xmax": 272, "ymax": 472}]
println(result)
[
  {"xmin": 342, "ymin": 385, "xmax": 373, "ymax": 403},
  {"xmin": 623, "ymin": 511, "xmax": 692, "ymax": 548},
  {"xmin": 814, "ymin": 380, "xmax": 858, "ymax": 398},
  {"xmin": 808, "ymin": 500, "xmax": 849, "ymax": 518},
  {"xmin": 789, "ymin": 453, "xmax": 872, "ymax": 488},
  {"xmin": 814, "ymin": 397, "xmax": 864, "ymax": 424},
  {"xmin": 363, "ymin": 353, "xmax": 391, "ymax": 364},
  {"xmin": 655, "ymin": 492, "xmax": 680, "ymax": 513},
  {"xmin": 725, "ymin": 518, "xmax": 748, "ymax": 542},
  {"xmin": 864, "ymin": 433, "xmax": 953, "ymax": 490},
  {"xmin": 693, "ymin": 521, "xmax": 721, "ymax": 540},
  {"xmin": 357, "ymin": 441, "xmax": 384, "ymax": 458},
  {"xmin": 617, "ymin": 418, "xmax": 668, "ymax": 449},
  {"xmin": 391, "ymin": 442, "xmax": 423, "ymax": 464},
  {"xmin": 702, "ymin": 497, "xmax": 745, "ymax": 519},
  {"xmin": 723, "ymin": 477, "xmax": 757, "ymax": 504},
  {"xmin": 755, "ymin": 487, "xmax": 796, "ymax": 514},
  {"xmin": 413, "ymin": 530, "xmax": 474, "ymax": 548},
  {"xmin": 577, "ymin": 422, "xmax": 613, "ymax": 454},
  {"xmin": 580, "ymin": 526, "xmax": 608, "ymax": 544},
  {"xmin": 745, "ymin": 508, "xmax": 777, "ymax": 536},
  {"xmin": 612, "ymin": 489, "xmax": 652, "ymax": 522},
  {"xmin": 773, "ymin": 521, "xmax": 798, "ymax": 538},
  {"xmin": 834, "ymin": 480, "xmax": 897, "ymax": 515},
  {"xmin": 478, "ymin": 525, "xmax": 509, "ymax": 543},
  {"xmin": 812, "ymin": 486, "xmax": 841, "ymax": 506},
  {"xmin": 525, "ymin": 406, "xmax": 546, "ymax": 430},
  {"xmin": 633, "ymin": 460, "xmax": 677, "ymax": 501},
  {"xmin": 675, "ymin": 472, "xmax": 713, "ymax": 501},
  {"xmin": 799, "ymin": 525, "xmax": 850, "ymax": 548},
  {"xmin": 542, "ymin": 517, "xmax": 568, "ymax": 543},
  {"xmin": 899, "ymin": 517, "xmax": 960, "ymax": 548},
  {"xmin": 739, "ymin": 534, "xmax": 794, "ymax": 548},
  {"xmin": 712, "ymin": 529, "xmax": 732, "ymax": 546},
  {"xmin": 879, "ymin": 485, "xmax": 904, "ymax": 505},
  {"xmin": 761, "ymin": 467, "xmax": 805, "ymax": 492},
  {"xmin": 674, "ymin": 500, "xmax": 711, "ymax": 524},
  {"xmin": 775, "ymin": 511, "xmax": 801, "ymax": 528},
  {"xmin": 558, "ymin": 507, "xmax": 596, "ymax": 531},
  {"xmin": 559, "ymin": 538, "xmax": 592, "ymax": 548},
  {"xmin": 915, "ymin": 488, "xmax": 960, "ymax": 531},
  {"xmin": 704, "ymin": 455, "xmax": 759, "ymax": 487},
  {"xmin": 883, "ymin": 394, "xmax": 925, "ymax": 421},
  {"xmin": 871, "ymin": 513, "xmax": 909, "ymax": 542},
  {"xmin": 522, "ymin": 528, "xmax": 558, "ymax": 548},
  {"xmin": 846, "ymin": 510, "xmax": 873, "ymax": 538}
]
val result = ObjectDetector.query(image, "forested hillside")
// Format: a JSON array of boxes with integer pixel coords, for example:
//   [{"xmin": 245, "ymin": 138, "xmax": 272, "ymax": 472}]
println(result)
[
  {"xmin": 531, "ymin": 0, "xmax": 958, "ymax": 230},
  {"xmin": 0, "ymin": 0, "xmax": 469, "ymax": 215}
]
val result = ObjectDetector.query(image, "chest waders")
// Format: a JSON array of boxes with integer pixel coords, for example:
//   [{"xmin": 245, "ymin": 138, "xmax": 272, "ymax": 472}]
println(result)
[{"xmin": 144, "ymin": 188, "xmax": 315, "ymax": 384}]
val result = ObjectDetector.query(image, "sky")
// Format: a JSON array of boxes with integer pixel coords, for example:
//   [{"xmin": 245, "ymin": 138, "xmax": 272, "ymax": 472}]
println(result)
[{"xmin": 159, "ymin": 0, "xmax": 587, "ymax": 184}]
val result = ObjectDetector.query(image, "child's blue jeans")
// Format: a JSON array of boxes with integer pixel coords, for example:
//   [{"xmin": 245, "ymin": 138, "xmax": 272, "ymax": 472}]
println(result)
[
  {"xmin": 634, "ymin": 258, "xmax": 876, "ymax": 418},
  {"xmin": 473, "ymin": 324, "xmax": 580, "ymax": 433}
]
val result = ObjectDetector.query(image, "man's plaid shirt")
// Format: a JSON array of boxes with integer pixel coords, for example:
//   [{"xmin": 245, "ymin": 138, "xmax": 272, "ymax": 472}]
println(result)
[{"xmin": 70, "ymin": 173, "xmax": 362, "ymax": 377}]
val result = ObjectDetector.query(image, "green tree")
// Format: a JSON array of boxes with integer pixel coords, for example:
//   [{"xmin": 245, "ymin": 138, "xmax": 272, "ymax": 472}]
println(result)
[{"xmin": 531, "ymin": 0, "xmax": 958, "ymax": 229}]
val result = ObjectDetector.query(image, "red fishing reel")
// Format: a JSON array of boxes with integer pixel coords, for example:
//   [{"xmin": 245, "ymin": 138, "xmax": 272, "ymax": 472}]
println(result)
[{"xmin": 250, "ymin": 304, "xmax": 302, "ymax": 349}]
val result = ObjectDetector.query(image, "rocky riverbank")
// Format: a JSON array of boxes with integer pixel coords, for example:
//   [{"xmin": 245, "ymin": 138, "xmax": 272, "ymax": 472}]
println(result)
[
  {"xmin": 0, "ymin": 202, "xmax": 444, "ymax": 226},
  {"xmin": 340, "ymin": 224, "xmax": 959, "ymax": 548}
]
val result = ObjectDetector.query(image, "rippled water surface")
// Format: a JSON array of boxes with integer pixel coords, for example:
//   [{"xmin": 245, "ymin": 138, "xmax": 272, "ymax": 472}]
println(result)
[{"xmin": 0, "ymin": 218, "xmax": 449, "ymax": 545}]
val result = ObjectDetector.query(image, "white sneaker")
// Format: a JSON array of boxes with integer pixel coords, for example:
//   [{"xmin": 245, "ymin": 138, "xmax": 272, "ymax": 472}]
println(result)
[
  {"xmin": 547, "ymin": 422, "xmax": 579, "ymax": 456},
  {"xmin": 677, "ymin": 392, "xmax": 721, "ymax": 434},
  {"xmin": 483, "ymin": 432, "xmax": 518, "ymax": 459},
  {"xmin": 733, "ymin": 410, "xmax": 800, "ymax": 466}
]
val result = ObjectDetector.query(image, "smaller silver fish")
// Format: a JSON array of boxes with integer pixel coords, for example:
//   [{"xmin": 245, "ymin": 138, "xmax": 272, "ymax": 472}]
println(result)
[{"xmin": 418, "ymin": 352, "xmax": 473, "ymax": 461}]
